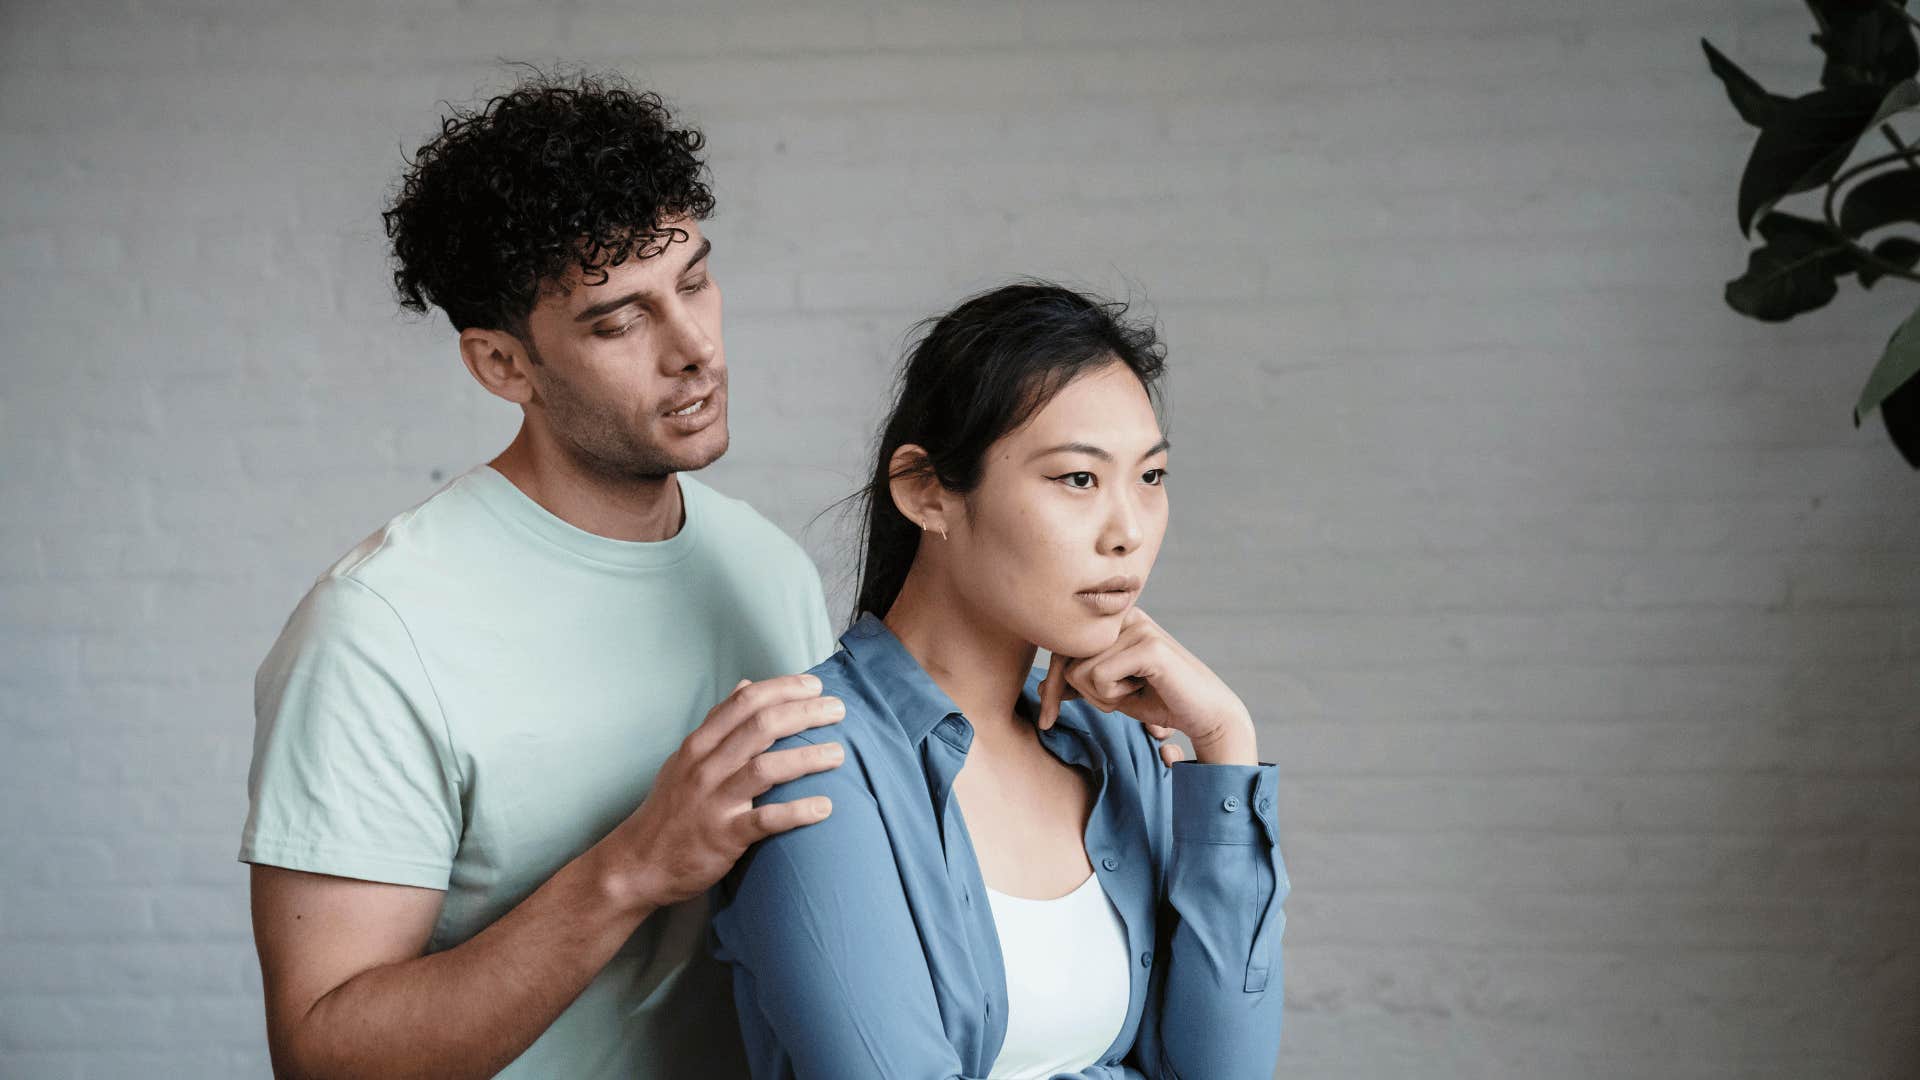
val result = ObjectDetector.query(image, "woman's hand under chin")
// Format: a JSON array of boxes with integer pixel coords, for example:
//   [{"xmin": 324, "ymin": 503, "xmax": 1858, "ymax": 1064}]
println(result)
[{"xmin": 1037, "ymin": 607, "xmax": 1259, "ymax": 767}]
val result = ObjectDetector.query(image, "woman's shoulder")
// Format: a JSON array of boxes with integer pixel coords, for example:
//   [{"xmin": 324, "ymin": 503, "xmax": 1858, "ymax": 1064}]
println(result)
[{"xmin": 755, "ymin": 647, "xmax": 908, "ymax": 789}]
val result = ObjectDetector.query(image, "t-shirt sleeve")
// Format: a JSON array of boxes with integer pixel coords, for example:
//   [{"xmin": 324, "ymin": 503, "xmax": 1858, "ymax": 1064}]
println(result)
[{"xmin": 238, "ymin": 574, "xmax": 462, "ymax": 890}]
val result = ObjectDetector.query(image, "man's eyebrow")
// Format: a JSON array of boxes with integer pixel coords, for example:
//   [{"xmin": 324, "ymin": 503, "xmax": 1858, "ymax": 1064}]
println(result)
[
  {"xmin": 571, "ymin": 237, "xmax": 714, "ymax": 323},
  {"xmin": 1026, "ymin": 437, "xmax": 1170, "ymax": 463}
]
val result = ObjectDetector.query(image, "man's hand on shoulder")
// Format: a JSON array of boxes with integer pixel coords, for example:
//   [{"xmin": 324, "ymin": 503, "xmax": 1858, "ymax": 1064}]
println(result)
[{"xmin": 592, "ymin": 673, "xmax": 847, "ymax": 910}]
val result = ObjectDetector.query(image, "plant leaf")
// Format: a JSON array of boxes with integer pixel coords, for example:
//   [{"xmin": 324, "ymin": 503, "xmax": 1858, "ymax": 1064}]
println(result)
[
  {"xmin": 1855, "ymin": 296, "xmax": 1920, "ymax": 422},
  {"xmin": 1877, "ymin": 364, "xmax": 1920, "ymax": 465},
  {"xmin": 1806, "ymin": 0, "xmax": 1919, "ymax": 89},
  {"xmin": 1840, "ymin": 166, "xmax": 1920, "ymax": 235},
  {"xmin": 1738, "ymin": 84, "xmax": 1890, "ymax": 235},
  {"xmin": 1727, "ymin": 212, "xmax": 1861, "ymax": 320},
  {"xmin": 1866, "ymin": 77, "xmax": 1920, "ymax": 127},
  {"xmin": 1702, "ymin": 39, "xmax": 1791, "ymax": 127},
  {"xmin": 1859, "ymin": 235, "xmax": 1920, "ymax": 286}
]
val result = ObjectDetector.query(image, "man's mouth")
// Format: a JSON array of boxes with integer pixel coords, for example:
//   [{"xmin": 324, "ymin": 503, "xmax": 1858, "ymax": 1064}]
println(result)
[{"xmin": 662, "ymin": 385, "xmax": 717, "ymax": 416}]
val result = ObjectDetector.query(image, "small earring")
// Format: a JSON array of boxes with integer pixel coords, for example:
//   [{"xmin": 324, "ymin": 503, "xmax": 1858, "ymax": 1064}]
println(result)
[{"xmin": 937, "ymin": 526, "xmax": 948, "ymax": 541}]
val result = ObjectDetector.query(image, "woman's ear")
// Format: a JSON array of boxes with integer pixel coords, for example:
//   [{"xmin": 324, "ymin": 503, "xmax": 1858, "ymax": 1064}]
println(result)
[
  {"xmin": 459, "ymin": 326, "xmax": 537, "ymax": 406},
  {"xmin": 887, "ymin": 444, "xmax": 949, "ymax": 539}
]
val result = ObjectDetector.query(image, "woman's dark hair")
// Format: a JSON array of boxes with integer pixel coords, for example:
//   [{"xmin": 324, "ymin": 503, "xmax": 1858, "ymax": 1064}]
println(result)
[
  {"xmin": 382, "ymin": 67, "xmax": 714, "ymax": 334},
  {"xmin": 849, "ymin": 280, "xmax": 1167, "ymax": 626}
]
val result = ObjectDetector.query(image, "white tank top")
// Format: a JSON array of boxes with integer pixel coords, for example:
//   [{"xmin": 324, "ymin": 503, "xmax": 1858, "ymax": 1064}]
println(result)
[{"xmin": 984, "ymin": 871, "xmax": 1133, "ymax": 1079}]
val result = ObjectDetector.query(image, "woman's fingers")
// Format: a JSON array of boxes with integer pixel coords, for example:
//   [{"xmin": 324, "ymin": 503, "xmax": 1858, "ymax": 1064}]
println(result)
[
  {"xmin": 1038, "ymin": 650, "xmax": 1070, "ymax": 730},
  {"xmin": 1067, "ymin": 638, "xmax": 1158, "ymax": 713},
  {"xmin": 1062, "ymin": 655, "xmax": 1128, "ymax": 712},
  {"xmin": 1142, "ymin": 721, "xmax": 1181, "ymax": 766}
]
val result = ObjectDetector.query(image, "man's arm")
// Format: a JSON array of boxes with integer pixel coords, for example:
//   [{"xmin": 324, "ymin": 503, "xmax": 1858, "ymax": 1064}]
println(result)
[
  {"xmin": 251, "ymin": 850, "xmax": 648, "ymax": 1080},
  {"xmin": 250, "ymin": 675, "xmax": 845, "ymax": 1080}
]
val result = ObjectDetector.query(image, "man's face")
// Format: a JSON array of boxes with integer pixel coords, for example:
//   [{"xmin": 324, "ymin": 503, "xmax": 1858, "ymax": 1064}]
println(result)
[{"xmin": 516, "ymin": 217, "xmax": 727, "ymax": 479}]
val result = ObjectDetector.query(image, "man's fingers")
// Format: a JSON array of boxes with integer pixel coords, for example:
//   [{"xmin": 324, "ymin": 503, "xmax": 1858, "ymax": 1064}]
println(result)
[
  {"xmin": 724, "ymin": 741, "xmax": 845, "ymax": 801},
  {"xmin": 727, "ymin": 673, "xmax": 824, "ymax": 719},
  {"xmin": 706, "ymin": 694, "xmax": 843, "ymax": 780},
  {"xmin": 1039, "ymin": 651, "xmax": 1069, "ymax": 731},
  {"xmin": 1159, "ymin": 741, "xmax": 1184, "ymax": 767},
  {"xmin": 737, "ymin": 796, "xmax": 833, "ymax": 844},
  {"xmin": 1143, "ymin": 723, "xmax": 1174, "ymax": 740},
  {"xmin": 689, "ymin": 673, "xmax": 824, "ymax": 755}
]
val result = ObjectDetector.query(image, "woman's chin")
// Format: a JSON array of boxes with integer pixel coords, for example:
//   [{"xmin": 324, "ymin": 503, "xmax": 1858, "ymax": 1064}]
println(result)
[{"xmin": 1034, "ymin": 614, "xmax": 1127, "ymax": 663}]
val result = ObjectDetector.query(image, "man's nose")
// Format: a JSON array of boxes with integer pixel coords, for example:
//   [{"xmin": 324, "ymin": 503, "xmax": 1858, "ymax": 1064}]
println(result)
[{"xmin": 662, "ymin": 305, "xmax": 718, "ymax": 373}]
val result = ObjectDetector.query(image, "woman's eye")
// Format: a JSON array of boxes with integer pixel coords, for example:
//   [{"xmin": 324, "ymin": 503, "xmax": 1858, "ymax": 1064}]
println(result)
[
  {"xmin": 1141, "ymin": 468, "xmax": 1167, "ymax": 485},
  {"xmin": 1057, "ymin": 472, "xmax": 1097, "ymax": 490}
]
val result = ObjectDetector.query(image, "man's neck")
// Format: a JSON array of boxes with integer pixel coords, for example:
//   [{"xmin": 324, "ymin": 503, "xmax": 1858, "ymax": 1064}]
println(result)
[
  {"xmin": 884, "ymin": 567, "xmax": 1040, "ymax": 749},
  {"xmin": 488, "ymin": 422, "xmax": 685, "ymax": 543}
]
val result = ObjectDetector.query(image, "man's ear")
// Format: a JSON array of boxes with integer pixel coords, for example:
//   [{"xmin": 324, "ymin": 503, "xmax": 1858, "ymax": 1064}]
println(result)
[
  {"xmin": 887, "ymin": 444, "xmax": 950, "ymax": 537},
  {"xmin": 458, "ymin": 326, "xmax": 537, "ymax": 406}
]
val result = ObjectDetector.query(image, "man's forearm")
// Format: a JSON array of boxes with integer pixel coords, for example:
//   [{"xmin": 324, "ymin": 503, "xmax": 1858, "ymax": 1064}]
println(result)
[{"xmin": 276, "ymin": 845, "xmax": 655, "ymax": 1080}]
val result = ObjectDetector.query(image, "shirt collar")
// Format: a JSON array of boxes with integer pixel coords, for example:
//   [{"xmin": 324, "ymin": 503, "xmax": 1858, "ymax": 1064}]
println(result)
[{"xmin": 840, "ymin": 611, "xmax": 1093, "ymax": 750}]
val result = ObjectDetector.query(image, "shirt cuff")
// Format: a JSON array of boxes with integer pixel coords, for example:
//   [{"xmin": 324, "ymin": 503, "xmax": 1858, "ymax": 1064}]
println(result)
[{"xmin": 1170, "ymin": 760, "xmax": 1280, "ymax": 847}]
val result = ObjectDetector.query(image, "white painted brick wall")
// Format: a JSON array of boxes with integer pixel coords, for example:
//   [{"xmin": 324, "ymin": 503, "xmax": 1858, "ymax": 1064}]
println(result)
[{"xmin": 4, "ymin": 1, "xmax": 1917, "ymax": 1077}]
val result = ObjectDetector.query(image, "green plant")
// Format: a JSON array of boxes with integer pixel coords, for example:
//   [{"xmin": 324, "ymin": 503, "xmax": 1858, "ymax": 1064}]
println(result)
[{"xmin": 1704, "ymin": 0, "xmax": 1920, "ymax": 465}]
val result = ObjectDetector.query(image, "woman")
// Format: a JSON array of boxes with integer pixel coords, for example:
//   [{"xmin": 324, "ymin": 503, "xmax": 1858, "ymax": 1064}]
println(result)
[{"xmin": 706, "ymin": 282, "xmax": 1288, "ymax": 1079}]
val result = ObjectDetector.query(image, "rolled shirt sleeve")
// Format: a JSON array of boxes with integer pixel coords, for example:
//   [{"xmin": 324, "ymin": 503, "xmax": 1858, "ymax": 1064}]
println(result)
[{"xmin": 1132, "ymin": 758, "xmax": 1288, "ymax": 1079}]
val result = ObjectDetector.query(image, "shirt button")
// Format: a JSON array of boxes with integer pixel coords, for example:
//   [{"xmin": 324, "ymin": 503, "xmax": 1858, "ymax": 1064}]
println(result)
[
  {"xmin": 1101, "ymin": 856, "xmax": 1119, "ymax": 871},
  {"xmin": 1139, "ymin": 951, "xmax": 1153, "ymax": 968},
  {"xmin": 1222, "ymin": 795, "xmax": 1241, "ymax": 812},
  {"xmin": 1257, "ymin": 796, "xmax": 1272, "ymax": 813}
]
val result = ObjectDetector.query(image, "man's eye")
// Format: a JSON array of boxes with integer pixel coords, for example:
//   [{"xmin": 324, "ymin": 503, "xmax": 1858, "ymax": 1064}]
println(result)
[
  {"xmin": 681, "ymin": 277, "xmax": 712, "ymax": 294},
  {"xmin": 595, "ymin": 321, "xmax": 636, "ymax": 338},
  {"xmin": 1056, "ymin": 472, "xmax": 1097, "ymax": 490}
]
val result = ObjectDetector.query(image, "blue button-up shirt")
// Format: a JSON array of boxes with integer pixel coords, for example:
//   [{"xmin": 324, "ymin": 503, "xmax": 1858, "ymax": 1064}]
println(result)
[{"xmin": 707, "ymin": 613, "xmax": 1289, "ymax": 1079}]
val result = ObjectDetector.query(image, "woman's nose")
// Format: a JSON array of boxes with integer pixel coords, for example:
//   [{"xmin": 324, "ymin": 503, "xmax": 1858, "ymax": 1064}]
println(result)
[{"xmin": 1104, "ymin": 492, "xmax": 1146, "ymax": 555}]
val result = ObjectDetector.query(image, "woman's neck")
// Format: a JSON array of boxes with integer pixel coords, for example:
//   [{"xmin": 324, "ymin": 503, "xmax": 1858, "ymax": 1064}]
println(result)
[{"xmin": 883, "ymin": 564, "xmax": 1038, "ymax": 748}]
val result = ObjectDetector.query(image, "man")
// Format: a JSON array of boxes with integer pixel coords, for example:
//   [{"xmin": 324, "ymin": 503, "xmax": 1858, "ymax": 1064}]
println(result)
[{"xmin": 240, "ymin": 71, "xmax": 847, "ymax": 1078}]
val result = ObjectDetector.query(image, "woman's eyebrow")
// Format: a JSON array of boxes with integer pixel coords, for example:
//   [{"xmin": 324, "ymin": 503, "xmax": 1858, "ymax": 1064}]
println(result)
[
  {"xmin": 1028, "ymin": 441, "xmax": 1111, "ymax": 463},
  {"xmin": 1026, "ymin": 436, "xmax": 1171, "ymax": 463}
]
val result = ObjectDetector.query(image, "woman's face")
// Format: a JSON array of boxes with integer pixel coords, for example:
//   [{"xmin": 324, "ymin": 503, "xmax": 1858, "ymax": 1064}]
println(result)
[{"xmin": 938, "ymin": 360, "xmax": 1170, "ymax": 660}]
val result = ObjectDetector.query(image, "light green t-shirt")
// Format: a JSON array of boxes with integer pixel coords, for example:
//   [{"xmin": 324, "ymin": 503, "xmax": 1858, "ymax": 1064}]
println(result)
[{"xmin": 239, "ymin": 464, "xmax": 836, "ymax": 1078}]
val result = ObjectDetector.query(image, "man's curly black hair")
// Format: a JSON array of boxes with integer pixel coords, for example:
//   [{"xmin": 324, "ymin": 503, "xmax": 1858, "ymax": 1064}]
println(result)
[{"xmin": 382, "ymin": 69, "xmax": 715, "ymax": 335}]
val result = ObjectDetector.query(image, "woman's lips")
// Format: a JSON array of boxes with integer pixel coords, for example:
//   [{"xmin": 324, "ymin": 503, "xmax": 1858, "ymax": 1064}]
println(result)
[{"xmin": 1075, "ymin": 586, "xmax": 1139, "ymax": 615}]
